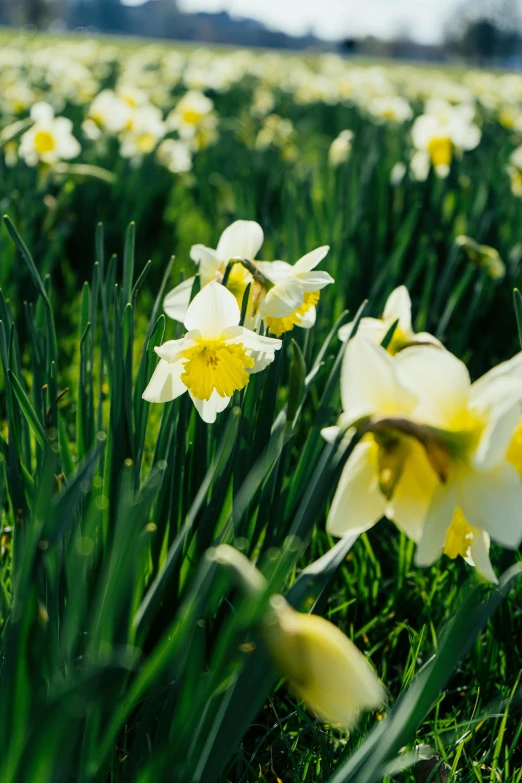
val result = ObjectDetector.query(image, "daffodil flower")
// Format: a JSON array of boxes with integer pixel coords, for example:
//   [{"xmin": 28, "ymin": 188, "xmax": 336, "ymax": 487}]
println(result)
[
  {"xmin": 163, "ymin": 220, "xmax": 264, "ymax": 324},
  {"xmin": 144, "ymin": 282, "xmax": 281, "ymax": 423},
  {"xmin": 325, "ymin": 336, "xmax": 436, "ymax": 545},
  {"xmin": 396, "ymin": 346, "xmax": 522, "ymax": 583},
  {"xmin": 339, "ymin": 285, "xmax": 440, "ymax": 354},
  {"xmin": 410, "ymin": 101, "xmax": 481, "ymax": 180},
  {"xmin": 19, "ymin": 102, "xmax": 81, "ymax": 167},
  {"xmin": 257, "ymin": 246, "xmax": 333, "ymax": 336},
  {"xmin": 326, "ymin": 336, "xmax": 522, "ymax": 583},
  {"xmin": 263, "ymin": 595, "xmax": 384, "ymax": 729}
]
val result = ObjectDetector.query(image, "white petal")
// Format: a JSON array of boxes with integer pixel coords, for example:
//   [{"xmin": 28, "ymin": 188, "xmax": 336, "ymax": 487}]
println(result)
[
  {"xmin": 326, "ymin": 441, "xmax": 387, "ymax": 537},
  {"xmin": 216, "ymin": 220, "xmax": 264, "ymax": 261},
  {"xmin": 293, "ymin": 246, "xmax": 330, "ymax": 274},
  {"xmin": 31, "ymin": 102, "xmax": 54, "ymax": 121},
  {"xmin": 184, "ymin": 281, "xmax": 240, "ymax": 337},
  {"xmin": 321, "ymin": 425, "xmax": 341, "ymax": 444},
  {"xmin": 410, "ymin": 150, "xmax": 430, "ymax": 181},
  {"xmin": 297, "ymin": 305, "xmax": 316, "ymax": 330},
  {"xmin": 54, "ymin": 117, "xmax": 74, "ymax": 135},
  {"xmin": 467, "ymin": 531, "xmax": 498, "ymax": 584},
  {"xmin": 164, "ymin": 277, "xmax": 195, "ymax": 322},
  {"xmin": 190, "ymin": 245, "xmax": 222, "ymax": 286},
  {"xmin": 190, "ymin": 390, "xmax": 231, "ymax": 423},
  {"xmin": 395, "ymin": 345, "xmax": 470, "ymax": 429},
  {"xmin": 459, "ymin": 464, "xmax": 522, "ymax": 548},
  {"xmin": 471, "ymin": 352, "xmax": 522, "ymax": 408},
  {"xmin": 154, "ymin": 337, "xmax": 188, "ymax": 362},
  {"xmin": 340, "ymin": 335, "xmax": 416, "ymax": 422},
  {"xmin": 249, "ymin": 350, "xmax": 277, "ymax": 373},
  {"xmin": 262, "ymin": 276, "xmax": 304, "ymax": 318},
  {"xmin": 221, "ymin": 325, "xmax": 282, "ymax": 352},
  {"xmin": 257, "ymin": 260, "xmax": 294, "ymax": 283},
  {"xmin": 338, "ymin": 317, "xmax": 387, "ymax": 344},
  {"xmin": 387, "ymin": 441, "xmax": 437, "ymax": 543},
  {"xmin": 470, "ymin": 355, "xmax": 522, "ymax": 468},
  {"xmin": 383, "ymin": 285, "xmax": 412, "ymax": 334},
  {"xmin": 221, "ymin": 325, "xmax": 282, "ymax": 372},
  {"xmin": 414, "ymin": 331, "xmax": 442, "ymax": 347},
  {"xmin": 298, "ymin": 270, "xmax": 334, "ymax": 293},
  {"xmin": 142, "ymin": 359, "xmax": 186, "ymax": 403},
  {"xmin": 415, "ymin": 482, "xmax": 458, "ymax": 567},
  {"xmin": 473, "ymin": 393, "xmax": 521, "ymax": 471}
]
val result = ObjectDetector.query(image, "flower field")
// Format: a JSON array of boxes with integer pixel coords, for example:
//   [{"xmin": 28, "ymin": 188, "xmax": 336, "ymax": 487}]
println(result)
[{"xmin": 1, "ymin": 31, "xmax": 522, "ymax": 783}]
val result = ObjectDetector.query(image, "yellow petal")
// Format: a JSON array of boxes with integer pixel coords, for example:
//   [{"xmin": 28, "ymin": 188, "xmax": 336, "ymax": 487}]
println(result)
[{"xmin": 263, "ymin": 597, "xmax": 384, "ymax": 729}]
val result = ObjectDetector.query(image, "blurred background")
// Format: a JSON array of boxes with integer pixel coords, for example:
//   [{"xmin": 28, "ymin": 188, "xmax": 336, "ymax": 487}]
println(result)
[{"xmin": 1, "ymin": 0, "xmax": 522, "ymax": 66}]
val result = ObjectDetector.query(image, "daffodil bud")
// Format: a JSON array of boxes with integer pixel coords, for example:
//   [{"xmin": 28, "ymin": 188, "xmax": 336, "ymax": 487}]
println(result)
[
  {"xmin": 455, "ymin": 236, "xmax": 505, "ymax": 280},
  {"xmin": 211, "ymin": 544, "xmax": 267, "ymax": 599},
  {"xmin": 262, "ymin": 595, "xmax": 384, "ymax": 729}
]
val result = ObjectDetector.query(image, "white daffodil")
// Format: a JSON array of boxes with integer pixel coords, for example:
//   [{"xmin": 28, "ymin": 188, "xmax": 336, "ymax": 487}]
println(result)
[
  {"xmin": 339, "ymin": 285, "xmax": 440, "ymax": 354},
  {"xmin": 365, "ymin": 95, "xmax": 413, "ymax": 124},
  {"xmin": 143, "ymin": 282, "xmax": 281, "ymax": 423},
  {"xmin": 328, "ymin": 130, "xmax": 353, "ymax": 167},
  {"xmin": 325, "ymin": 336, "xmax": 435, "ymax": 546},
  {"xmin": 410, "ymin": 101, "xmax": 481, "ymax": 180},
  {"xmin": 119, "ymin": 104, "xmax": 166, "ymax": 161},
  {"xmin": 163, "ymin": 219, "xmax": 264, "ymax": 324},
  {"xmin": 506, "ymin": 145, "xmax": 522, "ymax": 198},
  {"xmin": 156, "ymin": 138, "xmax": 192, "ymax": 174},
  {"xmin": 87, "ymin": 89, "xmax": 133, "ymax": 135},
  {"xmin": 397, "ymin": 346, "xmax": 522, "ymax": 583},
  {"xmin": 19, "ymin": 102, "xmax": 81, "ymax": 167},
  {"xmin": 166, "ymin": 90, "xmax": 218, "ymax": 151},
  {"xmin": 257, "ymin": 247, "xmax": 333, "ymax": 336},
  {"xmin": 263, "ymin": 595, "xmax": 384, "ymax": 729},
  {"xmin": 326, "ymin": 337, "xmax": 522, "ymax": 583}
]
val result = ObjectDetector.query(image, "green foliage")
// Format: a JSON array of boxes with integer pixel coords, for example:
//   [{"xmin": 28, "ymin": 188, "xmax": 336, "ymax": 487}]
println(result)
[{"xmin": 0, "ymin": 35, "xmax": 521, "ymax": 783}]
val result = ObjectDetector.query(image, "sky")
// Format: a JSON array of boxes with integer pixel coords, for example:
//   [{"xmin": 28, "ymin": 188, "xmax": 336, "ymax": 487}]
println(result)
[{"xmin": 172, "ymin": 0, "xmax": 461, "ymax": 43}]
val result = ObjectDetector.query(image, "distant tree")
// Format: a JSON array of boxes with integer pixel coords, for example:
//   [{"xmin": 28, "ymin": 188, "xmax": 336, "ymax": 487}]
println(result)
[
  {"xmin": 18, "ymin": 0, "xmax": 51, "ymax": 26},
  {"xmin": 339, "ymin": 37, "xmax": 358, "ymax": 55},
  {"xmin": 89, "ymin": 0, "xmax": 128, "ymax": 33},
  {"xmin": 0, "ymin": 0, "xmax": 12, "ymax": 24},
  {"xmin": 445, "ymin": 0, "xmax": 522, "ymax": 62}
]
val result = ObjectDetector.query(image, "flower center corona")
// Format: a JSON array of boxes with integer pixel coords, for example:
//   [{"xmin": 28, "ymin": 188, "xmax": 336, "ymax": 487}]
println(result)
[
  {"xmin": 34, "ymin": 130, "xmax": 56, "ymax": 154},
  {"xmin": 266, "ymin": 290, "xmax": 321, "ymax": 336},
  {"xmin": 137, "ymin": 132, "xmax": 157, "ymax": 153},
  {"xmin": 182, "ymin": 108, "xmax": 204, "ymax": 126},
  {"xmin": 444, "ymin": 507, "xmax": 474, "ymax": 560},
  {"xmin": 427, "ymin": 137, "xmax": 452, "ymax": 168},
  {"xmin": 180, "ymin": 340, "xmax": 255, "ymax": 401},
  {"xmin": 226, "ymin": 263, "xmax": 252, "ymax": 306}
]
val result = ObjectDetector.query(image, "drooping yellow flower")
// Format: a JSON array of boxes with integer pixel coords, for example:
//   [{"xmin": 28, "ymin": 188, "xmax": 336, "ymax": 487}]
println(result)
[
  {"xmin": 212, "ymin": 544, "xmax": 384, "ymax": 730},
  {"xmin": 263, "ymin": 595, "xmax": 384, "ymax": 729}
]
